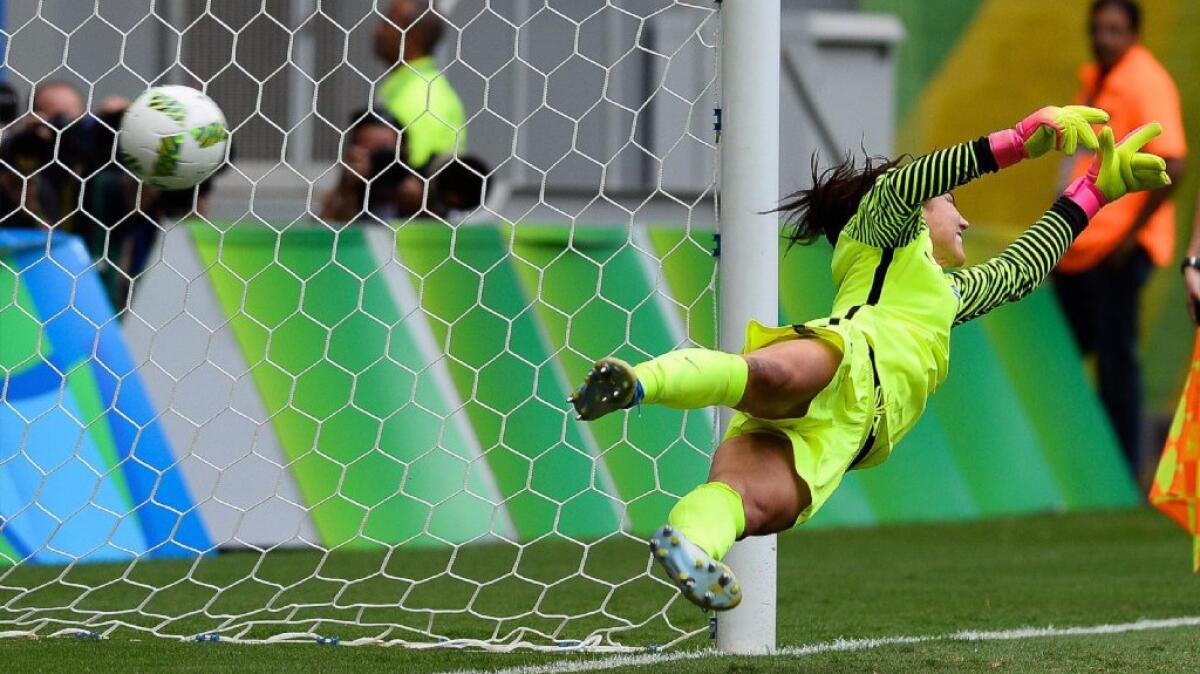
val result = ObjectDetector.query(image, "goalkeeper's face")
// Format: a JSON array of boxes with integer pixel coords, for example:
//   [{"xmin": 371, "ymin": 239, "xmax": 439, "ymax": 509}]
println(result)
[{"xmin": 924, "ymin": 193, "xmax": 968, "ymax": 269}]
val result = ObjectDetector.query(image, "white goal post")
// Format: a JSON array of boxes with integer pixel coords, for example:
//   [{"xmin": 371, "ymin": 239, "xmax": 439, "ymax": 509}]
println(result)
[{"xmin": 716, "ymin": 0, "xmax": 780, "ymax": 655}]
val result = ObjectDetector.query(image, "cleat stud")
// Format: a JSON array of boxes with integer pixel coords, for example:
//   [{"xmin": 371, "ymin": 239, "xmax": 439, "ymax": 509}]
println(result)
[
  {"xmin": 662, "ymin": 526, "xmax": 673, "ymax": 535},
  {"xmin": 704, "ymin": 591, "xmax": 714, "ymax": 601},
  {"xmin": 677, "ymin": 571, "xmax": 688, "ymax": 581},
  {"xmin": 731, "ymin": 584, "xmax": 740, "ymax": 595},
  {"xmin": 684, "ymin": 578, "xmax": 696, "ymax": 588},
  {"xmin": 718, "ymin": 574, "xmax": 731, "ymax": 586},
  {"xmin": 707, "ymin": 563, "xmax": 717, "ymax": 573},
  {"xmin": 656, "ymin": 548, "xmax": 667, "ymax": 558},
  {"xmin": 670, "ymin": 535, "xmax": 680, "ymax": 546},
  {"xmin": 694, "ymin": 559, "xmax": 703, "ymax": 569}
]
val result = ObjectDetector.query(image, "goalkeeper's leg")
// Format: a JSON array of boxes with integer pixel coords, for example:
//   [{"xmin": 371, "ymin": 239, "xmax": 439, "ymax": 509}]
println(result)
[
  {"xmin": 568, "ymin": 339, "xmax": 841, "ymax": 421},
  {"xmin": 651, "ymin": 431, "xmax": 810, "ymax": 610}
]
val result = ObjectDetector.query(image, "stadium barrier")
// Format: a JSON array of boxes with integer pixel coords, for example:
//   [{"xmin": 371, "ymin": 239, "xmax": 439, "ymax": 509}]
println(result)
[{"xmin": 0, "ymin": 223, "xmax": 1138, "ymax": 565}]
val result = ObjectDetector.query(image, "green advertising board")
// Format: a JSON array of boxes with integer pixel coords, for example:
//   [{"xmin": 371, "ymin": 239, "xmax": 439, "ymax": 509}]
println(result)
[{"xmin": 183, "ymin": 220, "xmax": 1136, "ymax": 549}]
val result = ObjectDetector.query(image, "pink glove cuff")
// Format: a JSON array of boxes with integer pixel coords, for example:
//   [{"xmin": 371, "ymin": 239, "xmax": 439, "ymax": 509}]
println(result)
[
  {"xmin": 988, "ymin": 128, "xmax": 1028, "ymax": 169},
  {"xmin": 1062, "ymin": 176, "xmax": 1107, "ymax": 219}
]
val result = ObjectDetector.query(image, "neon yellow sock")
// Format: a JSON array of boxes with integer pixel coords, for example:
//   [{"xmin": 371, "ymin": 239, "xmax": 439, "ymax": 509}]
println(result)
[
  {"xmin": 634, "ymin": 348, "xmax": 748, "ymax": 410},
  {"xmin": 666, "ymin": 481, "xmax": 746, "ymax": 561}
]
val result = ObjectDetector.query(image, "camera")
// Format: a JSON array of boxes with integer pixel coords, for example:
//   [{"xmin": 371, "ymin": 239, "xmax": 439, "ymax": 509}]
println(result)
[
  {"xmin": 424, "ymin": 154, "xmax": 488, "ymax": 214},
  {"xmin": 2, "ymin": 111, "xmax": 117, "ymax": 176},
  {"xmin": 364, "ymin": 147, "xmax": 414, "ymax": 211}
]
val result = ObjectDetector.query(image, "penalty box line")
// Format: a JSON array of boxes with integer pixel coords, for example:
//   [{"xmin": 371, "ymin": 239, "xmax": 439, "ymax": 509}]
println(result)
[{"xmin": 448, "ymin": 615, "xmax": 1200, "ymax": 674}]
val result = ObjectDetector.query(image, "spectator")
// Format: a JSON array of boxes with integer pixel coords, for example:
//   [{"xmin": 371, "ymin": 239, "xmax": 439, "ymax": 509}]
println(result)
[
  {"xmin": 319, "ymin": 108, "xmax": 414, "ymax": 224},
  {"xmin": 374, "ymin": 0, "xmax": 466, "ymax": 169},
  {"xmin": 1052, "ymin": 0, "xmax": 1187, "ymax": 476},
  {"xmin": 0, "ymin": 80, "xmax": 90, "ymax": 231},
  {"xmin": 34, "ymin": 81, "xmax": 84, "ymax": 120},
  {"xmin": 319, "ymin": 107, "xmax": 489, "ymax": 224},
  {"xmin": 0, "ymin": 84, "xmax": 225, "ymax": 309}
]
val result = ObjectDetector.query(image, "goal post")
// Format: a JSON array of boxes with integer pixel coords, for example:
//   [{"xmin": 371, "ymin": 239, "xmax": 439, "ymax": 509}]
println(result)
[{"xmin": 716, "ymin": 0, "xmax": 781, "ymax": 655}]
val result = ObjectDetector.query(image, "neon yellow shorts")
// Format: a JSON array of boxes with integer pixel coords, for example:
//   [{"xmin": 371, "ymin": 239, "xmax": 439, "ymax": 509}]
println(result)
[{"xmin": 724, "ymin": 319, "xmax": 875, "ymax": 525}]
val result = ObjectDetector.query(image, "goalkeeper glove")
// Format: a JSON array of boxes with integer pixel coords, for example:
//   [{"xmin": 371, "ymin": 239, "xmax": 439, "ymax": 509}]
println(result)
[
  {"xmin": 989, "ymin": 105, "xmax": 1110, "ymax": 168},
  {"xmin": 1062, "ymin": 123, "xmax": 1171, "ymax": 218}
]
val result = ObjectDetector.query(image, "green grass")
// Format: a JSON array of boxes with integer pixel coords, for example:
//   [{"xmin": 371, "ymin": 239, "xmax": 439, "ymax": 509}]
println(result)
[{"xmin": 2, "ymin": 508, "xmax": 1197, "ymax": 673}]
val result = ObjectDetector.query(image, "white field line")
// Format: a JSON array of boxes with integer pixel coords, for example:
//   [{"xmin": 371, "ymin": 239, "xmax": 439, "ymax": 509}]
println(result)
[{"xmin": 446, "ymin": 615, "xmax": 1200, "ymax": 674}]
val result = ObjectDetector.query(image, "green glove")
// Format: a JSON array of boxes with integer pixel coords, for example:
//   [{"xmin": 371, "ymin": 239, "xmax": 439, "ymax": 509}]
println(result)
[
  {"xmin": 990, "ymin": 105, "xmax": 1110, "ymax": 168},
  {"xmin": 1092, "ymin": 124, "xmax": 1171, "ymax": 202},
  {"xmin": 1024, "ymin": 105, "xmax": 1111, "ymax": 157},
  {"xmin": 1062, "ymin": 123, "xmax": 1171, "ymax": 218}
]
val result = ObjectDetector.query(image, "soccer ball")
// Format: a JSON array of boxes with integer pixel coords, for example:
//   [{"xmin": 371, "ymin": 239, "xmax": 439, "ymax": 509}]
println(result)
[{"xmin": 118, "ymin": 85, "xmax": 229, "ymax": 190}]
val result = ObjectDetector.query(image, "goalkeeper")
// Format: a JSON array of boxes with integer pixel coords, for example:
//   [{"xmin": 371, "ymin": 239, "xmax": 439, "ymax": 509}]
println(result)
[{"xmin": 568, "ymin": 106, "xmax": 1171, "ymax": 611}]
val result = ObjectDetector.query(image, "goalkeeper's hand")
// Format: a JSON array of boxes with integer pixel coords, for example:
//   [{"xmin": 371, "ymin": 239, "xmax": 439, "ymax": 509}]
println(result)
[
  {"xmin": 1062, "ymin": 123, "xmax": 1171, "ymax": 218},
  {"xmin": 988, "ymin": 105, "xmax": 1110, "ymax": 168}
]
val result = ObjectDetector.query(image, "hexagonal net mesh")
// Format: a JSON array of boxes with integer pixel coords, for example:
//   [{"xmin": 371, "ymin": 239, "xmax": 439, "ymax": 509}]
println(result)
[{"xmin": 0, "ymin": 0, "xmax": 720, "ymax": 651}]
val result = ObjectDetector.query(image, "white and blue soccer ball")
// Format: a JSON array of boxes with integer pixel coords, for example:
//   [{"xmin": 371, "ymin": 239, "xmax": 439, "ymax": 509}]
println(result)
[{"xmin": 118, "ymin": 85, "xmax": 228, "ymax": 190}]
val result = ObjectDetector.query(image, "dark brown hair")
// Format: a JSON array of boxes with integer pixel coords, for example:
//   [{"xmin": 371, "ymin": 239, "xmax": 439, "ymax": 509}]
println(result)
[
  {"xmin": 1091, "ymin": 0, "xmax": 1141, "ymax": 32},
  {"xmin": 775, "ymin": 151, "xmax": 906, "ymax": 250}
]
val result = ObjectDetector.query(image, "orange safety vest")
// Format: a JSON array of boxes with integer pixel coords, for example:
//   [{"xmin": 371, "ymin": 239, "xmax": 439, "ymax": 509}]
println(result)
[{"xmin": 1058, "ymin": 44, "xmax": 1187, "ymax": 273}]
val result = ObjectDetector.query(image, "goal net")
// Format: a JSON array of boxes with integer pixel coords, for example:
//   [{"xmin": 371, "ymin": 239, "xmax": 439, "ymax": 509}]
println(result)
[{"xmin": 0, "ymin": 0, "xmax": 724, "ymax": 651}]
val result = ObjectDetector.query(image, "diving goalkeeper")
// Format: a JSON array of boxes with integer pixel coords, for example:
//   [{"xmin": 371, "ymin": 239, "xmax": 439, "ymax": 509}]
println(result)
[{"xmin": 568, "ymin": 106, "xmax": 1171, "ymax": 610}]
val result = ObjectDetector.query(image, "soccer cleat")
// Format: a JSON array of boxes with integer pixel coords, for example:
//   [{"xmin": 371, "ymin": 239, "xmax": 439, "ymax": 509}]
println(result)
[
  {"xmin": 647, "ymin": 525, "xmax": 741, "ymax": 611},
  {"xmin": 568, "ymin": 358, "xmax": 642, "ymax": 421}
]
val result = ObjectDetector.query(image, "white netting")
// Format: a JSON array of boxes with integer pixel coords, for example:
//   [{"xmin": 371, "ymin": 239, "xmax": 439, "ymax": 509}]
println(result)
[{"xmin": 0, "ymin": 0, "xmax": 719, "ymax": 651}]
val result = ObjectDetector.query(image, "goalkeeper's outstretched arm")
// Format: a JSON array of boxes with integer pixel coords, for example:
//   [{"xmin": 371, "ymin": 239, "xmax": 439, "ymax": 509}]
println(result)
[
  {"xmin": 844, "ymin": 106, "xmax": 1109, "ymax": 249},
  {"xmin": 951, "ymin": 122, "xmax": 1171, "ymax": 325},
  {"xmin": 949, "ymin": 198, "xmax": 1085, "ymax": 325}
]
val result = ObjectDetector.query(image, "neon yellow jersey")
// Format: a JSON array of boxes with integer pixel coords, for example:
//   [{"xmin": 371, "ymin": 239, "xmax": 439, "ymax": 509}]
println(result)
[
  {"xmin": 811, "ymin": 138, "xmax": 1087, "ymax": 467},
  {"xmin": 378, "ymin": 56, "xmax": 467, "ymax": 167},
  {"xmin": 826, "ymin": 228, "xmax": 957, "ymax": 458}
]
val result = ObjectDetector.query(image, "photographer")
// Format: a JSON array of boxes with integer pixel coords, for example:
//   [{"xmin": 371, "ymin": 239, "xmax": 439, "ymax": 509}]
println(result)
[
  {"xmin": 319, "ymin": 108, "xmax": 487, "ymax": 225},
  {"xmin": 319, "ymin": 108, "xmax": 413, "ymax": 224},
  {"xmin": 0, "ymin": 81, "xmax": 96, "ymax": 230}
]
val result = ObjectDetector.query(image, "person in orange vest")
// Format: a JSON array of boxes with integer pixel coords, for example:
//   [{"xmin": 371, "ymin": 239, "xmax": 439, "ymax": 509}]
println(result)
[{"xmin": 1052, "ymin": 0, "xmax": 1187, "ymax": 477}]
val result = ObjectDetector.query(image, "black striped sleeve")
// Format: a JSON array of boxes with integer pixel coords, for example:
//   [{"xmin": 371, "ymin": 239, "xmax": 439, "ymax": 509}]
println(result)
[
  {"xmin": 948, "ymin": 197, "xmax": 1088, "ymax": 326},
  {"xmin": 844, "ymin": 137, "xmax": 1000, "ymax": 248}
]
